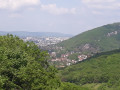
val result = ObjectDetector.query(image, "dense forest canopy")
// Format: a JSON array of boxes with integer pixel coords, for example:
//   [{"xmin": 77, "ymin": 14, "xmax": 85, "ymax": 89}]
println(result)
[{"xmin": 0, "ymin": 34, "xmax": 61, "ymax": 89}]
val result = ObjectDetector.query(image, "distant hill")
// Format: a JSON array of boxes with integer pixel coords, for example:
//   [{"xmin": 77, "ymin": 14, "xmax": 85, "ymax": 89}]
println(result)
[
  {"xmin": 0, "ymin": 31, "xmax": 73, "ymax": 38},
  {"xmin": 58, "ymin": 22, "xmax": 120, "ymax": 54},
  {"xmin": 59, "ymin": 49, "xmax": 120, "ymax": 90}
]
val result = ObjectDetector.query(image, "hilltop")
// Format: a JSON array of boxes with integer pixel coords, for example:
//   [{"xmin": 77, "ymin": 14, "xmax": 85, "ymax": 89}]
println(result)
[
  {"xmin": 58, "ymin": 22, "xmax": 120, "ymax": 54},
  {"xmin": 59, "ymin": 49, "xmax": 120, "ymax": 90}
]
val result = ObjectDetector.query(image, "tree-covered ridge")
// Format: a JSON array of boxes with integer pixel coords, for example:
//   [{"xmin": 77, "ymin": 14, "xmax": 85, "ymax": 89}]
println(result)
[
  {"xmin": 0, "ymin": 35, "xmax": 88, "ymax": 90},
  {"xmin": 60, "ymin": 49, "xmax": 120, "ymax": 90},
  {"xmin": 58, "ymin": 23, "xmax": 120, "ymax": 53},
  {"xmin": 0, "ymin": 34, "xmax": 61, "ymax": 89}
]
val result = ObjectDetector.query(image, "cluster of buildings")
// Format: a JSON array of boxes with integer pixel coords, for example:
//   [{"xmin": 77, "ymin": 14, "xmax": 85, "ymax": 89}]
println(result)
[
  {"xmin": 50, "ymin": 52, "xmax": 89, "ymax": 68},
  {"xmin": 23, "ymin": 37, "xmax": 69, "ymax": 46}
]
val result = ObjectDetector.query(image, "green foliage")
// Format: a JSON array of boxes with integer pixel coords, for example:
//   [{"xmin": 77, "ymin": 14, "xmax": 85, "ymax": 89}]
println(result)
[
  {"xmin": 60, "ymin": 49, "xmax": 120, "ymax": 89},
  {"xmin": 58, "ymin": 23, "xmax": 120, "ymax": 53},
  {"xmin": 60, "ymin": 82, "xmax": 89, "ymax": 90},
  {"xmin": 68, "ymin": 53, "xmax": 79, "ymax": 60},
  {"xmin": 0, "ymin": 35, "xmax": 61, "ymax": 89}
]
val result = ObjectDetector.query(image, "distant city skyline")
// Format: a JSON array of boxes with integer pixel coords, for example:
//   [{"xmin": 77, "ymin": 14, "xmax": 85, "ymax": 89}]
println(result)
[{"xmin": 0, "ymin": 0, "xmax": 120, "ymax": 35}]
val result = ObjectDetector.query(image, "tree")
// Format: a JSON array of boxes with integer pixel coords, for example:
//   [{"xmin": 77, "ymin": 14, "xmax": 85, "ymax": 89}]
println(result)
[{"xmin": 0, "ymin": 35, "xmax": 61, "ymax": 89}]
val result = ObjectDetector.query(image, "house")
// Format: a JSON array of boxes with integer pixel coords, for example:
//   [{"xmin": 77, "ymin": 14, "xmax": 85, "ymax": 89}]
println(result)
[{"xmin": 78, "ymin": 55, "xmax": 87, "ymax": 61}]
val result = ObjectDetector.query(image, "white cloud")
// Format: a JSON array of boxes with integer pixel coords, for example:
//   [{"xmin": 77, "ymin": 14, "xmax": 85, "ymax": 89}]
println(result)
[
  {"xmin": 90, "ymin": 4, "xmax": 117, "ymax": 9},
  {"xmin": 0, "ymin": 0, "xmax": 40, "ymax": 10},
  {"xmin": 82, "ymin": 0, "xmax": 120, "ymax": 10},
  {"xmin": 82, "ymin": 0, "xmax": 116, "ymax": 3},
  {"xmin": 41, "ymin": 4, "xmax": 76, "ymax": 15},
  {"xmin": 91, "ymin": 3, "xmax": 120, "ymax": 10}
]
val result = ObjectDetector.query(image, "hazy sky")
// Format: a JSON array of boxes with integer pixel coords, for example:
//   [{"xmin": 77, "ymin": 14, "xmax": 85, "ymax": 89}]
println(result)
[{"xmin": 0, "ymin": 0, "xmax": 120, "ymax": 35}]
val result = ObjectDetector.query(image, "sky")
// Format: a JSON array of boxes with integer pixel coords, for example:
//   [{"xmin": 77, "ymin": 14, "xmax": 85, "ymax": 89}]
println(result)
[{"xmin": 0, "ymin": 0, "xmax": 120, "ymax": 35}]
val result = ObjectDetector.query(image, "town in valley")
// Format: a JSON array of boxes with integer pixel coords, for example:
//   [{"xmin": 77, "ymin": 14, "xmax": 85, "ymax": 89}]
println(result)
[{"xmin": 23, "ymin": 36, "xmax": 89, "ymax": 68}]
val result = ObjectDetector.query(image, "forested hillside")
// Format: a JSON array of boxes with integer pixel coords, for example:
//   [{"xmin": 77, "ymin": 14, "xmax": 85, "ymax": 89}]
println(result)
[
  {"xmin": 0, "ymin": 34, "xmax": 87, "ymax": 90},
  {"xmin": 60, "ymin": 49, "xmax": 120, "ymax": 90},
  {"xmin": 58, "ymin": 23, "xmax": 120, "ymax": 54}
]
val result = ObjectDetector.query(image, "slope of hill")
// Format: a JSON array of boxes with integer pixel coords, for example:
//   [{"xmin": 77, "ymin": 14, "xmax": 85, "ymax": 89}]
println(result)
[
  {"xmin": 0, "ymin": 31, "xmax": 72, "ymax": 38},
  {"xmin": 58, "ymin": 23, "xmax": 120, "ymax": 54},
  {"xmin": 59, "ymin": 49, "xmax": 120, "ymax": 90}
]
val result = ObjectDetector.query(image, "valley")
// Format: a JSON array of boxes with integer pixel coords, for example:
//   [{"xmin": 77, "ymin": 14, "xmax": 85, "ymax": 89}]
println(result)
[
  {"xmin": 1, "ymin": 23, "xmax": 120, "ymax": 89},
  {"xmin": 6, "ymin": 23, "xmax": 120, "ymax": 68}
]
